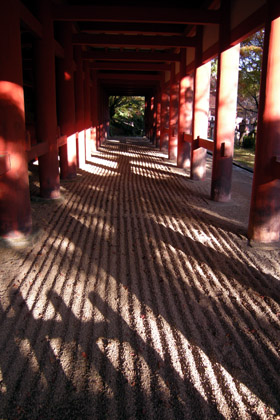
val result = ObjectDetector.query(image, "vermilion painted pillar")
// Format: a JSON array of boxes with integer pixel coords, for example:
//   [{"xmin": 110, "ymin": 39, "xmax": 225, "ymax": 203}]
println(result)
[
  {"xmin": 248, "ymin": 7, "xmax": 280, "ymax": 243},
  {"xmin": 177, "ymin": 49, "xmax": 194, "ymax": 169},
  {"xmin": 191, "ymin": 62, "xmax": 211, "ymax": 179},
  {"xmin": 177, "ymin": 74, "xmax": 193, "ymax": 169},
  {"xmin": 211, "ymin": 43, "xmax": 240, "ymax": 201},
  {"xmin": 90, "ymin": 70, "xmax": 98, "ymax": 154},
  {"xmin": 160, "ymin": 86, "xmax": 169, "ymax": 151},
  {"xmin": 83, "ymin": 61, "xmax": 91, "ymax": 164},
  {"xmin": 0, "ymin": 1, "xmax": 32, "ymax": 237},
  {"xmin": 74, "ymin": 47, "xmax": 85, "ymax": 168},
  {"xmin": 84, "ymin": 61, "xmax": 91, "ymax": 128},
  {"xmin": 57, "ymin": 22, "xmax": 77, "ymax": 179},
  {"xmin": 156, "ymin": 92, "xmax": 161, "ymax": 148},
  {"xmin": 35, "ymin": 0, "xmax": 60, "ymax": 198},
  {"xmin": 169, "ymin": 64, "xmax": 179, "ymax": 160},
  {"xmin": 145, "ymin": 96, "xmax": 151, "ymax": 138}
]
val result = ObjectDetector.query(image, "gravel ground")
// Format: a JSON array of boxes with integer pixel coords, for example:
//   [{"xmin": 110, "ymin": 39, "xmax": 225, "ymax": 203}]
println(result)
[{"xmin": 0, "ymin": 139, "xmax": 280, "ymax": 419}]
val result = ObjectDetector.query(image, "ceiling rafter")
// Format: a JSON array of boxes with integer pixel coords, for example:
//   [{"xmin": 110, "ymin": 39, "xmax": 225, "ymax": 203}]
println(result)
[
  {"xmin": 73, "ymin": 33, "xmax": 196, "ymax": 48},
  {"xmin": 91, "ymin": 62, "xmax": 171, "ymax": 71},
  {"xmin": 77, "ymin": 22, "xmax": 185, "ymax": 36},
  {"xmin": 82, "ymin": 50, "xmax": 181, "ymax": 62},
  {"xmin": 52, "ymin": 5, "xmax": 220, "ymax": 25}
]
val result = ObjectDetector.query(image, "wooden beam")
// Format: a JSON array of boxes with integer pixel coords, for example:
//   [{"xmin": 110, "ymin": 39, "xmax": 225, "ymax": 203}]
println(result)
[
  {"xmin": 20, "ymin": 2, "xmax": 42, "ymax": 38},
  {"xmin": 98, "ymin": 73, "xmax": 162, "ymax": 81},
  {"xmin": 82, "ymin": 50, "xmax": 181, "ymax": 62},
  {"xmin": 230, "ymin": 5, "xmax": 265, "ymax": 46},
  {"xmin": 57, "ymin": 135, "xmax": 67, "ymax": 148},
  {"xmin": 26, "ymin": 142, "xmax": 48, "ymax": 162},
  {"xmin": 91, "ymin": 62, "xmax": 171, "ymax": 71},
  {"xmin": 73, "ymin": 33, "xmax": 196, "ymax": 48},
  {"xmin": 52, "ymin": 5, "xmax": 220, "ymax": 25},
  {"xmin": 77, "ymin": 22, "xmax": 184, "ymax": 35}
]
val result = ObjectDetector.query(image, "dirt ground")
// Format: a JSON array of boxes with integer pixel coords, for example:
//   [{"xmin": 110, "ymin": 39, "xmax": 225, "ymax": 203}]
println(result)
[{"xmin": 0, "ymin": 139, "xmax": 279, "ymax": 419}]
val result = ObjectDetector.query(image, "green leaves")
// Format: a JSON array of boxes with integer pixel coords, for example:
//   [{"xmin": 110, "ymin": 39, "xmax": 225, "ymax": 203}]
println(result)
[
  {"xmin": 109, "ymin": 96, "xmax": 145, "ymax": 136},
  {"xmin": 238, "ymin": 29, "xmax": 264, "ymax": 118}
]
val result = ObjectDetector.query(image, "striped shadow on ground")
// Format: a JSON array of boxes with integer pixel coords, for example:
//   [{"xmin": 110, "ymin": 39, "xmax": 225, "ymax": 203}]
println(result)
[{"xmin": 0, "ymin": 141, "xmax": 279, "ymax": 420}]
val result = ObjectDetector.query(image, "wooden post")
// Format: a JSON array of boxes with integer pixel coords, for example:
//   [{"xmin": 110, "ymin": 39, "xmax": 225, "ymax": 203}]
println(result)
[
  {"xmin": 0, "ymin": 0, "xmax": 32, "ymax": 237},
  {"xmin": 57, "ymin": 22, "xmax": 77, "ymax": 179},
  {"xmin": 191, "ymin": 62, "xmax": 211, "ymax": 179},
  {"xmin": 156, "ymin": 91, "xmax": 161, "ymax": 148},
  {"xmin": 178, "ymin": 48, "xmax": 194, "ymax": 169},
  {"xmin": 84, "ymin": 61, "xmax": 91, "ymax": 163},
  {"xmin": 160, "ymin": 85, "xmax": 169, "ymax": 152},
  {"xmin": 248, "ymin": 4, "xmax": 280, "ymax": 243},
  {"xmin": 169, "ymin": 63, "xmax": 179, "ymax": 160},
  {"xmin": 211, "ymin": 44, "xmax": 240, "ymax": 200},
  {"xmin": 35, "ymin": 0, "xmax": 60, "ymax": 198},
  {"xmin": 90, "ymin": 70, "xmax": 98, "ymax": 154},
  {"xmin": 74, "ymin": 46, "xmax": 85, "ymax": 168}
]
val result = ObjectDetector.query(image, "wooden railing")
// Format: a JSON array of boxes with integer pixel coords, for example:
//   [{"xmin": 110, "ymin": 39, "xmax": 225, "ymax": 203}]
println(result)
[
  {"xmin": 26, "ymin": 127, "xmax": 68, "ymax": 162},
  {"xmin": 181, "ymin": 133, "xmax": 232, "ymax": 157},
  {"xmin": 182, "ymin": 133, "xmax": 214, "ymax": 152}
]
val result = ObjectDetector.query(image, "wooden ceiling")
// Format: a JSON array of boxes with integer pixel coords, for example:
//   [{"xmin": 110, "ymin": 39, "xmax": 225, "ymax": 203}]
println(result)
[{"xmin": 22, "ymin": 0, "xmax": 220, "ymax": 95}]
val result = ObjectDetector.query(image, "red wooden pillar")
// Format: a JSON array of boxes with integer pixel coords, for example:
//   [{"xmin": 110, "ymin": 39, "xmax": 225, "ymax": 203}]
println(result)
[
  {"xmin": 248, "ymin": 7, "xmax": 280, "ymax": 243},
  {"xmin": 156, "ymin": 92, "xmax": 161, "ymax": 148},
  {"xmin": 151, "ymin": 96, "xmax": 155, "ymax": 142},
  {"xmin": 145, "ymin": 96, "xmax": 151, "ymax": 138},
  {"xmin": 0, "ymin": 1, "xmax": 32, "ymax": 237},
  {"xmin": 84, "ymin": 62, "xmax": 91, "ymax": 128},
  {"xmin": 35, "ymin": 0, "xmax": 60, "ymax": 198},
  {"xmin": 211, "ymin": 44, "xmax": 240, "ymax": 201},
  {"xmin": 84, "ymin": 61, "xmax": 91, "ymax": 163},
  {"xmin": 74, "ymin": 46, "xmax": 85, "ymax": 168},
  {"xmin": 160, "ymin": 85, "xmax": 169, "ymax": 151},
  {"xmin": 177, "ymin": 49, "xmax": 194, "ymax": 169},
  {"xmin": 191, "ymin": 62, "xmax": 211, "ymax": 179},
  {"xmin": 169, "ymin": 64, "xmax": 179, "ymax": 160},
  {"xmin": 90, "ymin": 70, "xmax": 98, "ymax": 154},
  {"xmin": 57, "ymin": 22, "xmax": 77, "ymax": 179}
]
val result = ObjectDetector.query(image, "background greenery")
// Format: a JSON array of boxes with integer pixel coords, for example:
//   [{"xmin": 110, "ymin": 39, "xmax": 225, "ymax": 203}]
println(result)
[{"xmin": 109, "ymin": 96, "xmax": 145, "ymax": 137}]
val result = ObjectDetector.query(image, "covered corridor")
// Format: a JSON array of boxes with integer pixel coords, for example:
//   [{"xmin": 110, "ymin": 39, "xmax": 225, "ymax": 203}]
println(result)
[
  {"xmin": 0, "ymin": 140, "xmax": 279, "ymax": 419},
  {"xmin": 1, "ymin": 0, "xmax": 280, "ymax": 418}
]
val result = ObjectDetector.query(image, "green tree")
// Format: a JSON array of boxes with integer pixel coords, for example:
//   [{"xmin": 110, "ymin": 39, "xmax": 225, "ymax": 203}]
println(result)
[
  {"xmin": 238, "ymin": 29, "xmax": 264, "ymax": 121},
  {"xmin": 109, "ymin": 96, "xmax": 145, "ymax": 137}
]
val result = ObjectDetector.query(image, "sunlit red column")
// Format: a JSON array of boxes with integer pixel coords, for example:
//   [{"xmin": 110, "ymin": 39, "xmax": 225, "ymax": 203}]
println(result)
[
  {"xmin": 57, "ymin": 22, "xmax": 77, "ymax": 179},
  {"xmin": 0, "ymin": 1, "xmax": 32, "ymax": 238},
  {"xmin": 169, "ymin": 64, "xmax": 179, "ymax": 160},
  {"xmin": 160, "ymin": 85, "xmax": 169, "ymax": 151},
  {"xmin": 84, "ymin": 61, "xmax": 91, "ymax": 165},
  {"xmin": 248, "ymin": 7, "xmax": 280, "ymax": 243},
  {"xmin": 177, "ymin": 49, "xmax": 193, "ymax": 169},
  {"xmin": 211, "ymin": 44, "xmax": 240, "ymax": 200},
  {"xmin": 90, "ymin": 70, "xmax": 98, "ymax": 154},
  {"xmin": 35, "ymin": 0, "xmax": 60, "ymax": 198},
  {"xmin": 191, "ymin": 62, "xmax": 211, "ymax": 179},
  {"xmin": 74, "ymin": 46, "xmax": 85, "ymax": 169},
  {"xmin": 156, "ymin": 92, "xmax": 161, "ymax": 148},
  {"xmin": 145, "ymin": 96, "xmax": 152, "ymax": 138}
]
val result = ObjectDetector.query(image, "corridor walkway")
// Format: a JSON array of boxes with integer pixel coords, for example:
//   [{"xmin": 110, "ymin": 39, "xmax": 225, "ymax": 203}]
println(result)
[{"xmin": 0, "ymin": 140, "xmax": 280, "ymax": 419}]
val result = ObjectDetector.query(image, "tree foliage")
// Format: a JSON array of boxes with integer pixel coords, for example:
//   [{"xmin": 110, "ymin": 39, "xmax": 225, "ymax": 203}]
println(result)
[
  {"xmin": 238, "ymin": 29, "xmax": 264, "ymax": 120},
  {"xmin": 210, "ymin": 29, "xmax": 264, "ymax": 123},
  {"xmin": 109, "ymin": 96, "xmax": 145, "ymax": 137}
]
